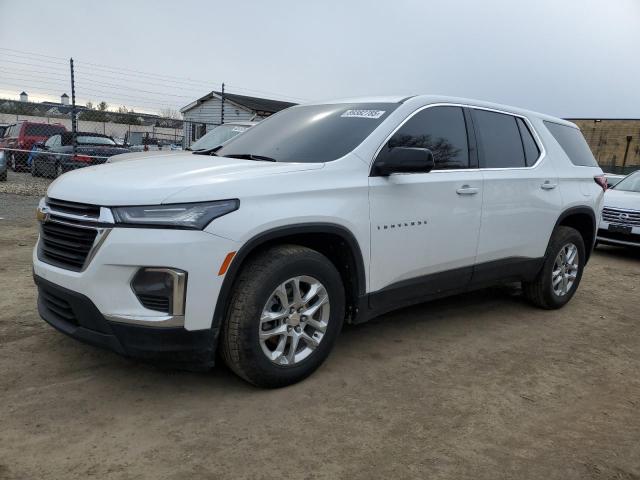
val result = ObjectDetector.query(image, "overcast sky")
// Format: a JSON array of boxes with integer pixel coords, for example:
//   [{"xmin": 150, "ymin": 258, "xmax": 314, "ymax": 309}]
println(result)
[{"xmin": 0, "ymin": 0, "xmax": 638, "ymax": 117}]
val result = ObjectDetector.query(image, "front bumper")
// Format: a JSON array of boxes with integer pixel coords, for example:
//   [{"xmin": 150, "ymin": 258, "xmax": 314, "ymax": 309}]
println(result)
[
  {"xmin": 33, "ymin": 225, "xmax": 239, "ymax": 330},
  {"xmin": 35, "ymin": 275, "xmax": 216, "ymax": 367},
  {"xmin": 597, "ymin": 221, "xmax": 640, "ymax": 247}
]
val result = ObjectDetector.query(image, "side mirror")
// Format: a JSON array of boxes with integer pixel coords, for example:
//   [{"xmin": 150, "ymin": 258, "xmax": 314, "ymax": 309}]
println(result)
[{"xmin": 374, "ymin": 147, "xmax": 435, "ymax": 176}]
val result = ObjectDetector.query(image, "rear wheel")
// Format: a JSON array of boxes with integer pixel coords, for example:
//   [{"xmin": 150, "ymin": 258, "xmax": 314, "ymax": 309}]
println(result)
[
  {"xmin": 0, "ymin": 170, "xmax": 6, "ymax": 182},
  {"xmin": 523, "ymin": 226, "xmax": 585, "ymax": 309},
  {"xmin": 55, "ymin": 163, "xmax": 63, "ymax": 178},
  {"xmin": 10, "ymin": 153, "xmax": 17, "ymax": 172},
  {"xmin": 221, "ymin": 245, "xmax": 345, "ymax": 388}
]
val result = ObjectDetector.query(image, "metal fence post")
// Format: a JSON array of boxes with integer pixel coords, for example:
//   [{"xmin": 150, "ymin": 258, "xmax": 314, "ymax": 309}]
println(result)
[{"xmin": 70, "ymin": 58, "xmax": 77, "ymax": 157}]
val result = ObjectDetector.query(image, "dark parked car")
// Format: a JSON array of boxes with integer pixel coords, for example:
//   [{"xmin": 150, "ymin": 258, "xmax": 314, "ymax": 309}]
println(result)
[
  {"xmin": 0, "ymin": 121, "xmax": 67, "ymax": 171},
  {"xmin": 31, "ymin": 132, "xmax": 130, "ymax": 178}
]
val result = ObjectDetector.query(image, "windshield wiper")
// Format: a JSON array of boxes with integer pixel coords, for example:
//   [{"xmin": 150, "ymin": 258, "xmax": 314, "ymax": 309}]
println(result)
[
  {"xmin": 225, "ymin": 153, "xmax": 277, "ymax": 162},
  {"xmin": 192, "ymin": 149, "xmax": 219, "ymax": 156}
]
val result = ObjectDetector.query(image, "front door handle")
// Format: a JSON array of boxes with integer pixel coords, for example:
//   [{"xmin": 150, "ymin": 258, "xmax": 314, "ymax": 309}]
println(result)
[
  {"xmin": 541, "ymin": 181, "xmax": 558, "ymax": 190},
  {"xmin": 456, "ymin": 185, "xmax": 479, "ymax": 195}
]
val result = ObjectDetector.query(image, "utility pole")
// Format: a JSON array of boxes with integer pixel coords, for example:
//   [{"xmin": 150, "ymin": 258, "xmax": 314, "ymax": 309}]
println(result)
[
  {"xmin": 622, "ymin": 135, "xmax": 633, "ymax": 170},
  {"xmin": 70, "ymin": 58, "xmax": 77, "ymax": 157},
  {"xmin": 220, "ymin": 82, "xmax": 225, "ymax": 126}
]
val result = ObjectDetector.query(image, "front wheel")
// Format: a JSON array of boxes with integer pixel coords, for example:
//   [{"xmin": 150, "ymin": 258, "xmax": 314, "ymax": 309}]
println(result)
[
  {"xmin": 523, "ymin": 226, "xmax": 585, "ymax": 309},
  {"xmin": 220, "ymin": 245, "xmax": 345, "ymax": 388}
]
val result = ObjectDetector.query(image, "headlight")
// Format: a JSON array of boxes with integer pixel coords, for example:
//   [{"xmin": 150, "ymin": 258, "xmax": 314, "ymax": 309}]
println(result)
[{"xmin": 112, "ymin": 199, "xmax": 239, "ymax": 230}]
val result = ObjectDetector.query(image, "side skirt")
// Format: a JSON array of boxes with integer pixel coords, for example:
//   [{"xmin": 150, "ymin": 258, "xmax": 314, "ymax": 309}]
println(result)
[{"xmin": 353, "ymin": 256, "xmax": 544, "ymax": 324}]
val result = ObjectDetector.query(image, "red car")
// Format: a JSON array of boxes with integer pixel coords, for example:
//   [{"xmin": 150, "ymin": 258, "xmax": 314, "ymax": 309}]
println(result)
[{"xmin": 0, "ymin": 121, "xmax": 67, "ymax": 171}]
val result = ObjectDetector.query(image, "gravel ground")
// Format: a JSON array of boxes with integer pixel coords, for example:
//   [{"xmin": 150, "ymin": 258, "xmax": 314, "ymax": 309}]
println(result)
[
  {"xmin": 0, "ymin": 194, "xmax": 639, "ymax": 480},
  {"xmin": 0, "ymin": 170, "xmax": 51, "ymax": 197}
]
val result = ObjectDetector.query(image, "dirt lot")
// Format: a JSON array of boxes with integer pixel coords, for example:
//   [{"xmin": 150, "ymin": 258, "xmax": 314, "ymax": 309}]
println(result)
[{"xmin": 1, "ymin": 192, "xmax": 639, "ymax": 480}]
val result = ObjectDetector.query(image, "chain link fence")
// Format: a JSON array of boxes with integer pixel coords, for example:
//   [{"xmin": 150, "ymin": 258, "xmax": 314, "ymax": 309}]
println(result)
[{"xmin": 0, "ymin": 109, "xmax": 184, "ymax": 195}]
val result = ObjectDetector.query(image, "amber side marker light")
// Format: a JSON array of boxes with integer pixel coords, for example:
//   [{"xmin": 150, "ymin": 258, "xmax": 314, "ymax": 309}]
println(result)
[{"xmin": 218, "ymin": 251, "xmax": 236, "ymax": 276}]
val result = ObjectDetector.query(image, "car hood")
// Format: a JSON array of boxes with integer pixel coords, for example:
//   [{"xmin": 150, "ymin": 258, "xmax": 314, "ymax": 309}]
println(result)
[
  {"xmin": 603, "ymin": 188, "xmax": 640, "ymax": 211},
  {"xmin": 107, "ymin": 150, "xmax": 183, "ymax": 163},
  {"xmin": 46, "ymin": 153, "xmax": 324, "ymax": 206}
]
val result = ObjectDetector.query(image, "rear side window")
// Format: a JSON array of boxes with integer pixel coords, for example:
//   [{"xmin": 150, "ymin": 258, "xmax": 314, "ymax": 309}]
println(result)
[
  {"xmin": 543, "ymin": 121, "xmax": 597, "ymax": 167},
  {"xmin": 473, "ymin": 110, "xmax": 525, "ymax": 168},
  {"xmin": 516, "ymin": 118, "xmax": 540, "ymax": 166},
  {"xmin": 383, "ymin": 106, "xmax": 469, "ymax": 170},
  {"xmin": 25, "ymin": 124, "xmax": 66, "ymax": 137}
]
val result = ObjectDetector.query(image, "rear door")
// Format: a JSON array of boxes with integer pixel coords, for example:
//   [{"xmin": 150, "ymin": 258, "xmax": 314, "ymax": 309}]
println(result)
[
  {"xmin": 472, "ymin": 108, "xmax": 562, "ymax": 270},
  {"xmin": 368, "ymin": 105, "xmax": 483, "ymax": 304}
]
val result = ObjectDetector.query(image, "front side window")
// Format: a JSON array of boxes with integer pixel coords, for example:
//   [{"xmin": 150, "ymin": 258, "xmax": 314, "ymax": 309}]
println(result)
[
  {"xmin": 217, "ymin": 103, "xmax": 399, "ymax": 163},
  {"xmin": 473, "ymin": 110, "xmax": 526, "ymax": 168},
  {"xmin": 377, "ymin": 106, "xmax": 469, "ymax": 170}
]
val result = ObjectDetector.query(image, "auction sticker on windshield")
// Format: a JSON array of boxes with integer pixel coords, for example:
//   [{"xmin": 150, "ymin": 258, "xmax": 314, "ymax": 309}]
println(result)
[{"xmin": 340, "ymin": 109, "xmax": 386, "ymax": 119}]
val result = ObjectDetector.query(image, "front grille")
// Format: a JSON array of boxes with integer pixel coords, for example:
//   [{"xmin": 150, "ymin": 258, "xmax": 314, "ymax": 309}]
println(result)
[
  {"xmin": 40, "ymin": 287, "xmax": 78, "ymax": 326},
  {"xmin": 47, "ymin": 197, "xmax": 100, "ymax": 219},
  {"xmin": 137, "ymin": 294, "xmax": 171, "ymax": 313},
  {"xmin": 39, "ymin": 221, "xmax": 98, "ymax": 271},
  {"xmin": 602, "ymin": 207, "xmax": 640, "ymax": 227}
]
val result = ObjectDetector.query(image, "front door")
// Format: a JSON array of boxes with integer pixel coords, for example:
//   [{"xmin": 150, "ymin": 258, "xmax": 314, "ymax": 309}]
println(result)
[{"xmin": 368, "ymin": 105, "xmax": 483, "ymax": 307}]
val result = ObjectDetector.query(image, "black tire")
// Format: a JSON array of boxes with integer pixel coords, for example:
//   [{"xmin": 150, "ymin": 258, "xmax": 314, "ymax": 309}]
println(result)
[
  {"xmin": 0, "ymin": 170, "xmax": 6, "ymax": 182},
  {"xmin": 523, "ymin": 226, "xmax": 585, "ymax": 309},
  {"xmin": 220, "ymin": 245, "xmax": 345, "ymax": 388}
]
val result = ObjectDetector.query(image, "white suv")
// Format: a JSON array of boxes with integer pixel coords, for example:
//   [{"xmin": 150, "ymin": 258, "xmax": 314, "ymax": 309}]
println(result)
[{"xmin": 33, "ymin": 95, "xmax": 605, "ymax": 387}]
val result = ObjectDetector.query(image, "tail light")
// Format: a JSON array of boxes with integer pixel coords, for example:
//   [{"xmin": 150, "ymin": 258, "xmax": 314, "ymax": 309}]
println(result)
[
  {"xmin": 72, "ymin": 154, "xmax": 92, "ymax": 163},
  {"xmin": 594, "ymin": 175, "xmax": 608, "ymax": 191}
]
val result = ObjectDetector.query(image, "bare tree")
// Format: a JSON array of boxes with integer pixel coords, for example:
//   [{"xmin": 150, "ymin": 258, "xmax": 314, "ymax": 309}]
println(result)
[{"xmin": 159, "ymin": 107, "xmax": 180, "ymax": 119}]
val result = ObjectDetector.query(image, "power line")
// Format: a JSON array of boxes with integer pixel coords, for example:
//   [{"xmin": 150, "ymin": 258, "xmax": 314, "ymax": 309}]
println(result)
[
  {"xmin": 0, "ymin": 80, "xmax": 183, "ymax": 112},
  {"xmin": 0, "ymin": 47, "xmax": 309, "ymax": 102}
]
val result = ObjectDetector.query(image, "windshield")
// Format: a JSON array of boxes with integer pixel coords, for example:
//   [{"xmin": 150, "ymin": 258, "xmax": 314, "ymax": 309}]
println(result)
[
  {"xmin": 76, "ymin": 135, "xmax": 116, "ymax": 146},
  {"xmin": 612, "ymin": 172, "xmax": 640, "ymax": 192},
  {"xmin": 217, "ymin": 103, "xmax": 399, "ymax": 163},
  {"xmin": 191, "ymin": 124, "xmax": 251, "ymax": 151}
]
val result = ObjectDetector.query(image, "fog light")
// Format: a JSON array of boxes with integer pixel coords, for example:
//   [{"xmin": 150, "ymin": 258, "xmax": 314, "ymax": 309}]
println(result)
[{"xmin": 131, "ymin": 268, "xmax": 187, "ymax": 315}]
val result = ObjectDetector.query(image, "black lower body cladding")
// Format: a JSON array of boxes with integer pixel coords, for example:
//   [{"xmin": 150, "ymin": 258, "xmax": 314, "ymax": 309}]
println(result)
[{"xmin": 34, "ymin": 275, "xmax": 215, "ymax": 368}]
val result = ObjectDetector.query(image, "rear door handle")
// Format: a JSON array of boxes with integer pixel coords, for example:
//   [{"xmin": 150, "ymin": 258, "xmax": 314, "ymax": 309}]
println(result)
[
  {"xmin": 541, "ymin": 181, "xmax": 558, "ymax": 190},
  {"xmin": 456, "ymin": 185, "xmax": 479, "ymax": 195}
]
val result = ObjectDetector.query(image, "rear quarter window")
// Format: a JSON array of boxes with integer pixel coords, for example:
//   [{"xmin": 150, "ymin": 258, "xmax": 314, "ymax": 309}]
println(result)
[{"xmin": 543, "ymin": 121, "xmax": 598, "ymax": 167}]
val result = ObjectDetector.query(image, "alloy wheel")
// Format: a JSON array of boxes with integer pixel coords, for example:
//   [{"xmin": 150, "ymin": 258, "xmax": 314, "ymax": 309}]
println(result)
[
  {"xmin": 259, "ymin": 275, "xmax": 330, "ymax": 366},
  {"xmin": 552, "ymin": 243, "xmax": 579, "ymax": 296}
]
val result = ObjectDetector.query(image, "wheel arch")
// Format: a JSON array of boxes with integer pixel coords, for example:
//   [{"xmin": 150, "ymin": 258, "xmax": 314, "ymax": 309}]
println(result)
[
  {"xmin": 554, "ymin": 206, "xmax": 597, "ymax": 263},
  {"xmin": 211, "ymin": 223, "xmax": 367, "ymax": 338}
]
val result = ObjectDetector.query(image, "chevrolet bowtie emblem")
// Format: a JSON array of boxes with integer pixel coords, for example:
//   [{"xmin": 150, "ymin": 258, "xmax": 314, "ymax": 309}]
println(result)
[{"xmin": 36, "ymin": 206, "xmax": 50, "ymax": 223}]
